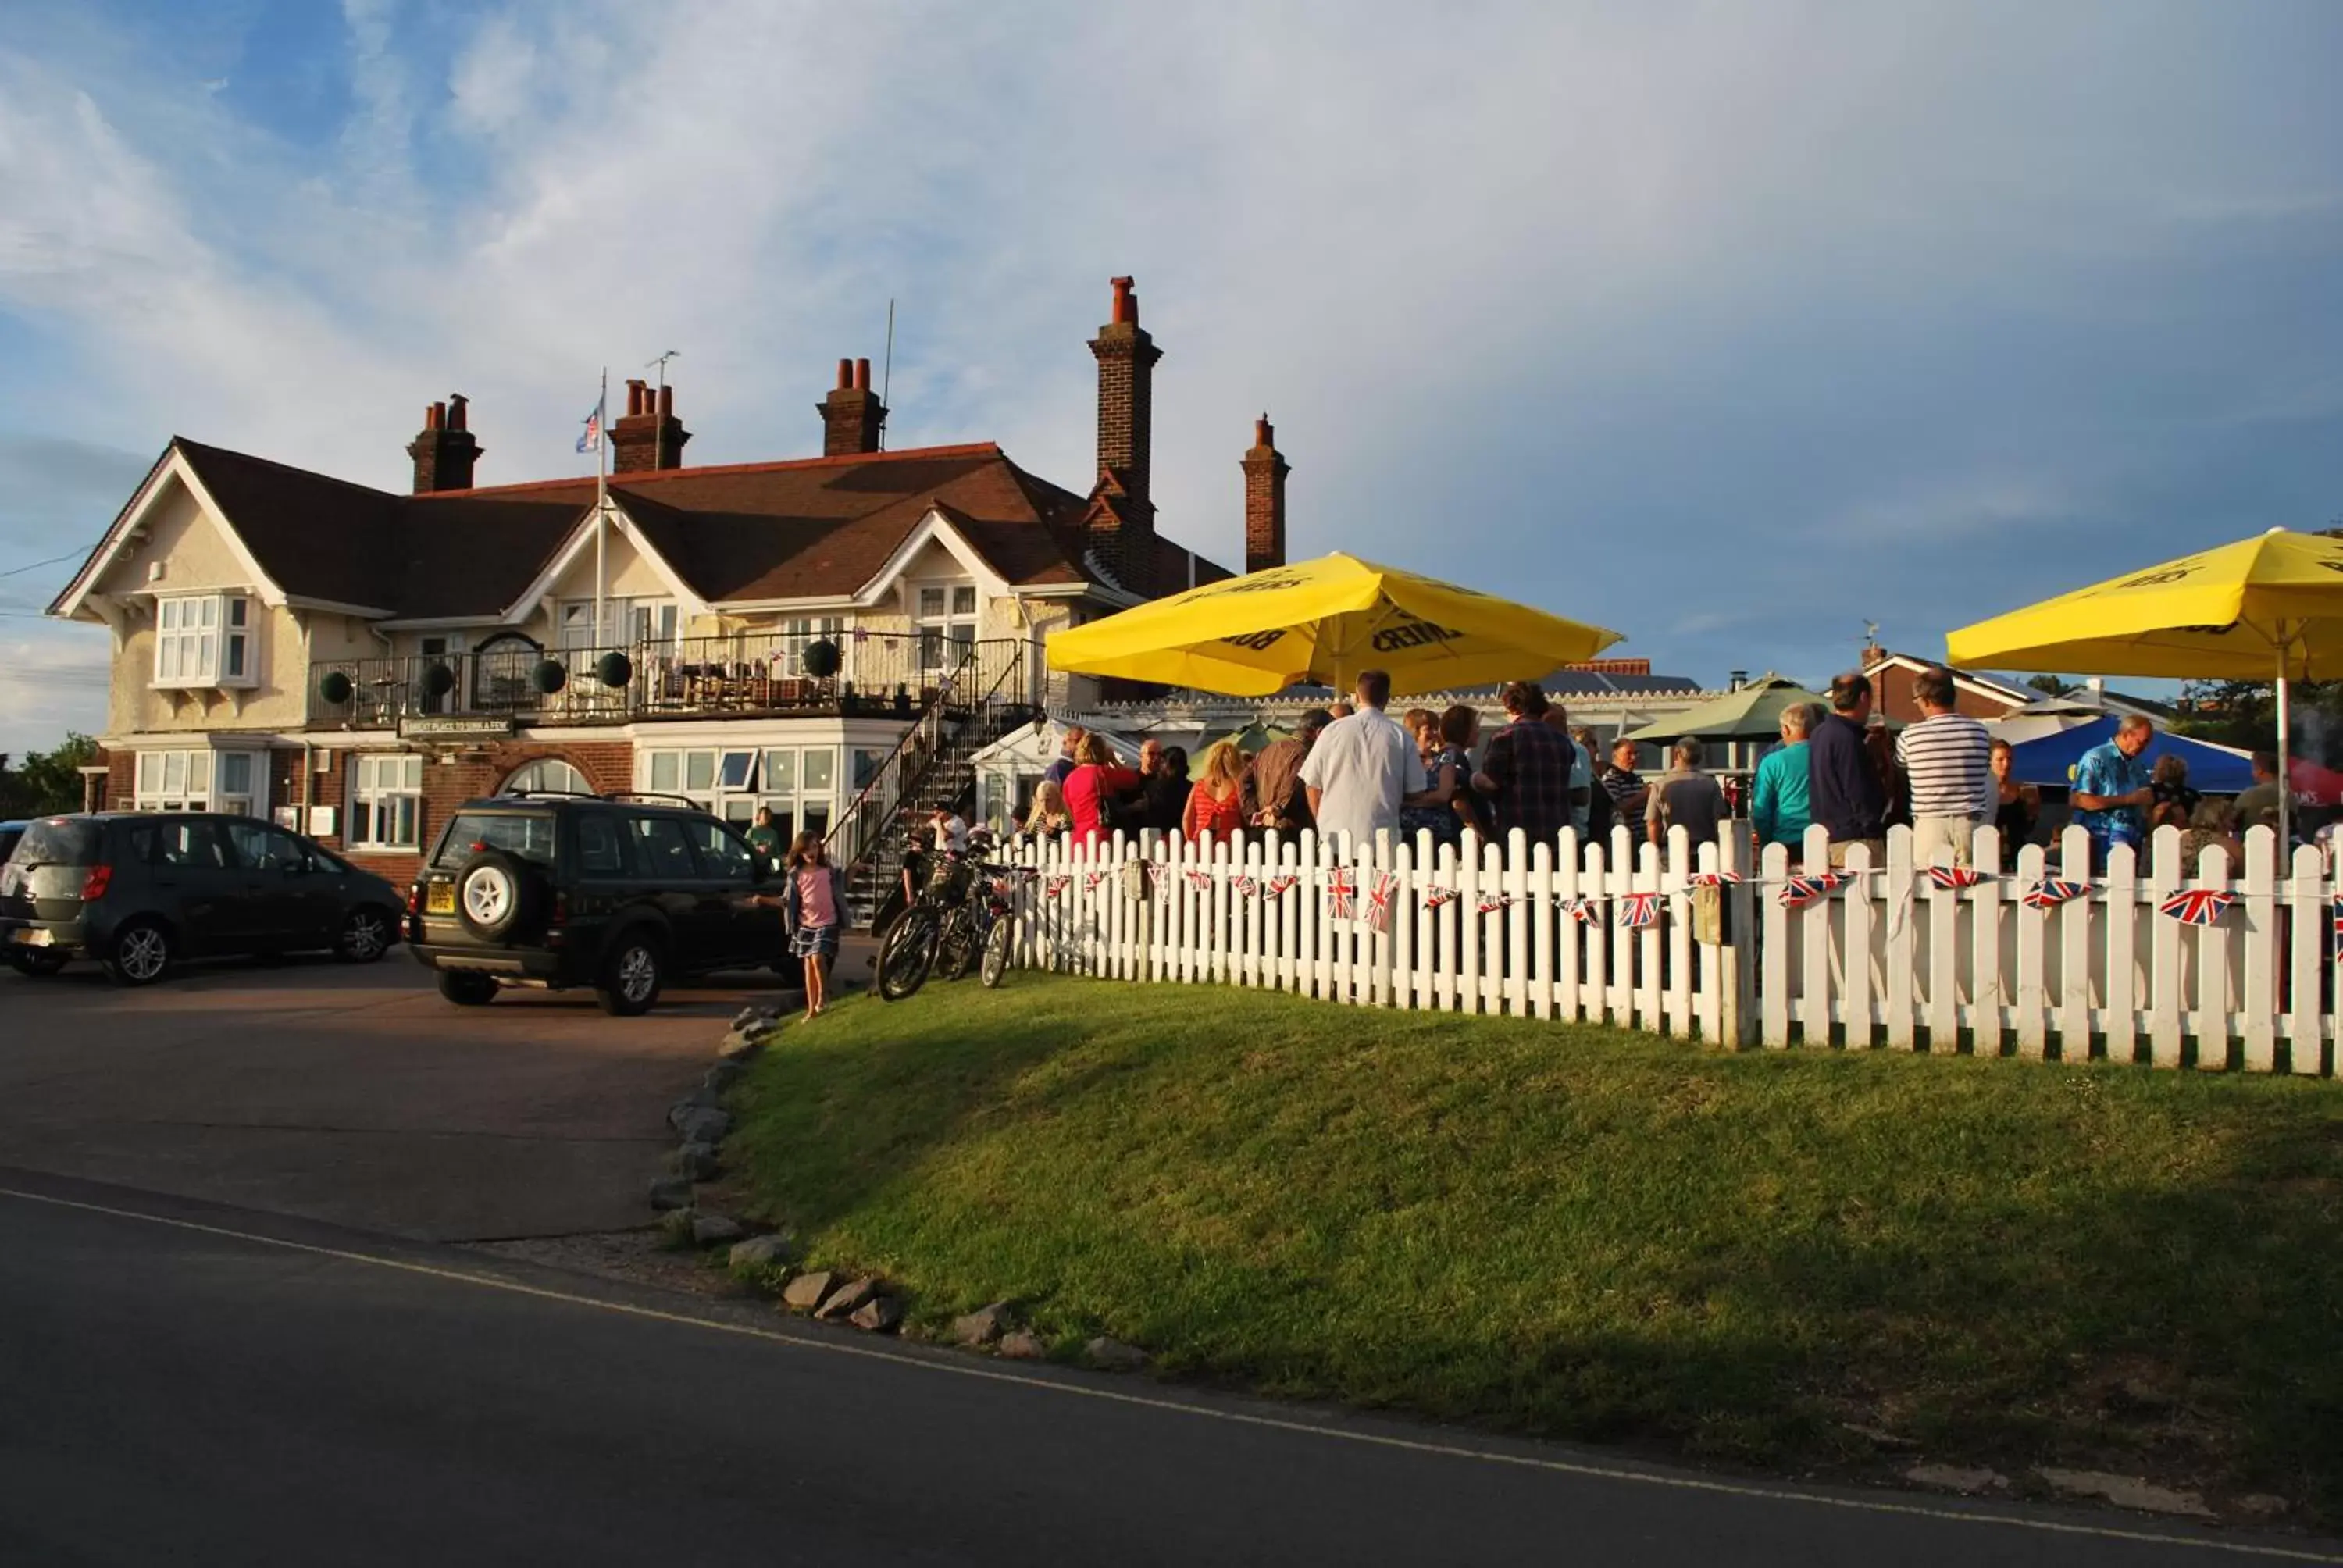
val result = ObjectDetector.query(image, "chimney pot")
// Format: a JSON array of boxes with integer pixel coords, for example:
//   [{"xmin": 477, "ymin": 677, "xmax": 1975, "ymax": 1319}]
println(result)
[
  {"xmin": 1110, "ymin": 276, "xmax": 1136, "ymax": 325},
  {"xmin": 836, "ymin": 358, "xmax": 854, "ymax": 390},
  {"xmin": 409, "ymin": 397, "xmax": 481, "ymax": 492},
  {"xmin": 1254, "ymin": 415, "xmax": 1272, "ymax": 448},
  {"xmin": 657, "ymin": 383, "xmax": 672, "ymax": 419},
  {"xmin": 854, "ymin": 357, "xmax": 872, "ymax": 390},
  {"xmin": 818, "ymin": 358, "xmax": 887, "ymax": 456}
]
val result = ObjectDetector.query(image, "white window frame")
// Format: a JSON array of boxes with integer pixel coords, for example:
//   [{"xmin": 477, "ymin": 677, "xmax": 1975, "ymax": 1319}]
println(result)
[
  {"xmin": 152, "ymin": 593, "xmax": 255, "ymax": 689},
  {"xmin": 912, "ymin": 581, "xmax": 978, "ymax": 675},
  {"xmin": 132, "ymin": 747, "xmax": 264, "ymax": 814},
  {"xmin": 348, "ymin": 754, "xmax": 424, "ymax": 851},
  {"xmin": 556, "ymin": 597, "xmax": 679, "ymax": 651},
  {"xmin": 779, "ymin": 616, "xmax": 847, "ymax": 678},
  {"xmin": 640, "ymin": 743, "xmax": 840, "ymax": 836}
]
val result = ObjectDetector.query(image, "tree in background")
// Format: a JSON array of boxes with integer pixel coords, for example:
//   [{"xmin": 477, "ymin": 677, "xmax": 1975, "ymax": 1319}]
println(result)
[
  {"xmin": 0, "ymin": 734, "xmax": 99, "ymax": 818},
  {"xmin": 2024, "ymin": 674, "xmax": 2077, "ymax": 697}
]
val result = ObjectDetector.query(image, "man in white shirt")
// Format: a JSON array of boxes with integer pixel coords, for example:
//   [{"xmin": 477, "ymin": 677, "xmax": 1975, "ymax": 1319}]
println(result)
[
  {"xmin": 1299, "ymin": 669, "xmax": 1431, "ymax": 850},
  {"xmin": 929, "ymin": 804, "xmax": 970, "ymax": 853}
]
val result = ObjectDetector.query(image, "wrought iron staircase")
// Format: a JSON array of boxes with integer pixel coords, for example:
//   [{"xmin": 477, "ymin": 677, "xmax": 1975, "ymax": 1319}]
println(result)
[{"xmin": 826, "ymin": 642, "xmax": 1037, "ymax": 930}]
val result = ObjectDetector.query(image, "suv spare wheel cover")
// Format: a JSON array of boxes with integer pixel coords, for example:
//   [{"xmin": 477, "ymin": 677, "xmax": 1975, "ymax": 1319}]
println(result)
[{"xmin": 458, "ymin": 853, "xmax": 527, "ymax": 940}]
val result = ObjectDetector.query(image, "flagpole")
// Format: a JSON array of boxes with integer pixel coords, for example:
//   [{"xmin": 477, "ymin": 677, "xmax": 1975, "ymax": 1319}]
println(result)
[{"xmin": 594, "ymin": 366, "xmax": 608, "ymax": 654}]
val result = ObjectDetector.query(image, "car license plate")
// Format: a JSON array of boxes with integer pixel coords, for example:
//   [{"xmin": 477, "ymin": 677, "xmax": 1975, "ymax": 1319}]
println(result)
[
  {"xmin": 426, "ymin": 884, "xmax": 455, "ymax": 915},
  {"xmin": 9, "ymin": 928, "xmax": 52, "ymax": 947}
]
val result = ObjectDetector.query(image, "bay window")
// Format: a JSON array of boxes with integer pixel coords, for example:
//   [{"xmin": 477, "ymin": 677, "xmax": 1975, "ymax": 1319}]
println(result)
[
  {"xmin": 154, "ymin": 593, "xmax": 254, "ymax": 686},
  {"xmin": 349, "ymin": 754, "xmax": 423, "ymax": 850}
]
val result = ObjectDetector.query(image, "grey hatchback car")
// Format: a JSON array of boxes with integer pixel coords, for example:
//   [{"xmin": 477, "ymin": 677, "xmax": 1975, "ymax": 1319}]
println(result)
[{"xmin": 0, "ymin": 813, "xmax": 406, "ymax": 983}]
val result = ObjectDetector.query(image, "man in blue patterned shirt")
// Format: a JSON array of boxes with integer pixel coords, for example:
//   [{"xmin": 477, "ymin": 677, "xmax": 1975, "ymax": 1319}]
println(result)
[{"xmin": 2071, "ymin": 715, "xmax": 2156, "ymax": 867}]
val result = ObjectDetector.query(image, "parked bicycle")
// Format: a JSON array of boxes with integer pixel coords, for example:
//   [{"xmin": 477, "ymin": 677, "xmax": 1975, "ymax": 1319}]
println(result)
[{"xmin": 876, "ymin": 829, "xmax": 1018, "ymax": 1000}]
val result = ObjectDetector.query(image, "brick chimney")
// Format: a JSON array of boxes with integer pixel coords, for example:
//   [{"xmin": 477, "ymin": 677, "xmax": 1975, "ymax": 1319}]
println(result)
[
  {"xmin": 406, "ymin": 395, "xmax": 481, "ymax": 493},
  {"xmin": 818, "ymin": 358, "xmax": 886, "ymax": 456},
  {"xmin": 1086, "ymin": 276, "xmax": 1162, "ymax": 595},
  {"xmin": 1241, "ymin": 414, "xmax": 1288, "ymax": 576},
  {"xmin": 610, "ymin": 378, "xmax": 691, "ymax": 473}
]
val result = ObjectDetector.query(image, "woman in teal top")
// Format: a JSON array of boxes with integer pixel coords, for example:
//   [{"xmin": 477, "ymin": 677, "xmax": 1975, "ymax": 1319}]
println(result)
[{"xmin": 1750, "ymin": 703, "xmax": 1817, "ymax": 850}]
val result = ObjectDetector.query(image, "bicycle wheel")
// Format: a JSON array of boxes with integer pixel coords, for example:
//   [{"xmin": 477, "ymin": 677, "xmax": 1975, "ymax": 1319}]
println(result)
[
  {"xmin": 876, "ymin": 907, "xmax": 940, "ymax": 1002},
  {"xmin": 979, "ymin": 916, "xmax": 1012, "ymax": 989}
]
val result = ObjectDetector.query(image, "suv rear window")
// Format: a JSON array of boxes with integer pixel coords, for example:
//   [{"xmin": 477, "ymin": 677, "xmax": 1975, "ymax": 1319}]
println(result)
[
  {"xmin": 15, "ymin": 818, "xmax": 100, "ymax": 867},
  {"xmin": 434, "ymin": 811, "xmax": 558, "ymax": 868}
]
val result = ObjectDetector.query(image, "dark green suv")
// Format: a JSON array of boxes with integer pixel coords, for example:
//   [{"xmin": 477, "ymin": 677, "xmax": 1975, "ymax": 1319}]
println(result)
[{"xmin": 405, "ymin": 794, "xmax": 782, "ymax": 1014}]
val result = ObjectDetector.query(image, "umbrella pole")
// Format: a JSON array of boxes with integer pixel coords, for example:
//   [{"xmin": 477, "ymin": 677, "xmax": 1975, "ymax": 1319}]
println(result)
[{"xmin": 2276, "ymin": 657, "xmax": 2293, "ymax": 856}]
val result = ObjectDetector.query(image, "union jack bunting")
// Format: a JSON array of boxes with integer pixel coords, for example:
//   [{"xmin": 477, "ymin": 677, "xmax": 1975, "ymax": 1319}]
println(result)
[
  {"xmin": 1475, "ymin": 892, "xmax": 1514, "ymax": 915},
  {"xmin": 1044, "ymin": 874, "xmax": 1072, "ymax": 899},
  {"xmin": 1421, "ymin": 885, "xmax": 1460, "ymax": 909},
  {"xmin": 1185, "ymin": 868, "xmax": 1214, "ymax": 891},
  {"xmin": 1083, "ymin": 870, "xmax": 1106, "ymax": 893},
  {"xmin": 1778, "ymin": 873, "xmax": 1846, "ymax": 911},
  {"xmin": 2020, "ymin": 878, "xmax": 2087, "ymax": 910},
  {"xmin": 1687, "ymin": 871, "xmax": 1743, "ymax": 887},
  {"xmin": 1617, "ymin": 890, "xmax": 1662, "ymax": 928},
  {"xmin": 1016, "ymin": 865, "xmax": 1041, "ymax": 882},
  {"xmin": 1326, "ymin": 868, "xmax": 1357, "ymax": 920},
  {"xmin": 2332, "ymin": 899, "xmax": 2343, "ymax": 964},
  {"xmin": 2158, "ymin": 889, "xmax": 2237, "ymax": 927},
  {"xmin": 1232, "ymin": 875, "xmax": 1258, "ymax": 899},
  {"xmin": 1924, "ymin": 866, "xmax": 1989, "ymax": 891},
  {"xmin": 1557, "ymin": 894, "xmax": 1599, "ymax": 925},
  {"xmin": 1364, "ymin": 871, "xmax": 1398, "ymax": 934},
  {"xmin": 1265, "ymin": 873, "xmax": 1300, "ymax": 898}
]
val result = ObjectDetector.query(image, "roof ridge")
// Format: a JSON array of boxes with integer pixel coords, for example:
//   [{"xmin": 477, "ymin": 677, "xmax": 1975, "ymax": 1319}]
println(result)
[
  {"xmin": 410, "ymin": 440, "xmax": 1007, "ymax": 501},
  {"xmin": 173, "ymin": 436, "xmax": 401, "ymax": 504}
]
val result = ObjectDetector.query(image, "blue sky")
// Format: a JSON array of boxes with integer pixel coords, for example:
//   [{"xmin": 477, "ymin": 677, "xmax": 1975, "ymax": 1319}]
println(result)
[{"xmin": 3, "ymin": 1, "xmax": 2341, "ymax": 755}]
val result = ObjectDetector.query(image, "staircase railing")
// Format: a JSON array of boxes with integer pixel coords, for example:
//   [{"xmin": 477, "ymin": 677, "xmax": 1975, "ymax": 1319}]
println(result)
[{"xmin": 825, "ymin": 641, "xmax": 1032, "ymax": 925}]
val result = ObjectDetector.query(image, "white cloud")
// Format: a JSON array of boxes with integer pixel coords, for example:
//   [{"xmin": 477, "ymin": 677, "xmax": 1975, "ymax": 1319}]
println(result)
[{"xmin": 0, "ymin": 0, "xmax": 2335, "ymax": 734}]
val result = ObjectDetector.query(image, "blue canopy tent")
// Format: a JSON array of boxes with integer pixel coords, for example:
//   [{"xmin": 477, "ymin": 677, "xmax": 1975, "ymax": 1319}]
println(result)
[{"xmin": 2003, "ymin": 717, "xmax": 2254, "ymax": 793}]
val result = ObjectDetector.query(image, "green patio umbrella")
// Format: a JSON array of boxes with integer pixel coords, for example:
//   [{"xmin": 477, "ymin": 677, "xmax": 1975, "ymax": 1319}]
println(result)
[{"xmin": 1622, "ymin": 675, "xmax": 1828, "ymax": 745}]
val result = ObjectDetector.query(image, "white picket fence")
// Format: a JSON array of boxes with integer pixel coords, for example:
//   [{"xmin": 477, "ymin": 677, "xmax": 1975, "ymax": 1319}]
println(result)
[{"xmin": 997, "ymin": 822, "xmax": 2340, "ymax": 1073}]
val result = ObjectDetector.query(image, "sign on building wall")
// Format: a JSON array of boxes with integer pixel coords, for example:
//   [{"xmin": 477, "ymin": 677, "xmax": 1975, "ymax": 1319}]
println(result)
[
  {"xmin": 307, "ymin": 806, "xmax": 339, "ymax": 837},
  {"xmin": 399, "ymin": 716, "xmax": 515, "ymax": 741}
]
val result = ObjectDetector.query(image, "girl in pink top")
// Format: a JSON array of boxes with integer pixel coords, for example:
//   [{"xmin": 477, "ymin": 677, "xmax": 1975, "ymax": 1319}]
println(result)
[{"xmin": 781, "ymin": 830, "xmax": 843, "ymax": 1021}]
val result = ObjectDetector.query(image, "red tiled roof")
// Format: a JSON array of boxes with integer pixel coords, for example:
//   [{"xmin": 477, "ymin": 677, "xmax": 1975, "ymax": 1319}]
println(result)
[{"xmin": 124, "ymin": 437, "xmax": 1234, "ymax": 619}]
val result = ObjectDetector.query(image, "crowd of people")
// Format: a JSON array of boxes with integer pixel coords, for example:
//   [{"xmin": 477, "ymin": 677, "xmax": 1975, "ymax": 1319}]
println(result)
[{"xmin": 978, "ymin": 663, "xmax": 2287, "ymax": 878}]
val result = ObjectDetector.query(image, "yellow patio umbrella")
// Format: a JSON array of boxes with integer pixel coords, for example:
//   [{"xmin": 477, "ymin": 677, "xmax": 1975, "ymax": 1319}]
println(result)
[
  {"xmin": 1045, "ymin": 552, "xmax": 1621, "ymax": 698},
  {"xmin": 1945, "ymin": 527, "xmax": 2343, "ymax": 846}
]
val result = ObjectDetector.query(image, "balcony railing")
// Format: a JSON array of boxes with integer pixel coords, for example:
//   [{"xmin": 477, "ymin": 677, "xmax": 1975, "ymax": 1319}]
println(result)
[{"xmin": 308, "ymin": 633, "xmax": 1029, "ymax": 731}]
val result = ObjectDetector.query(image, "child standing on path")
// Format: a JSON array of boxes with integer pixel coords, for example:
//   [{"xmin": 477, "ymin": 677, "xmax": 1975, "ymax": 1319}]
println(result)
[{"xmin": 777, "ymin": 830, "xmax": 843, "ymax": 1021}]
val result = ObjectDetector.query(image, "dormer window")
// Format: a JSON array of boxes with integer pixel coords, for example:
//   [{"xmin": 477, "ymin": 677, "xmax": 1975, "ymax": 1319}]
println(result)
[{"xmin": 154, "ymin": 593, "xmax": 255, "ymax": 687}]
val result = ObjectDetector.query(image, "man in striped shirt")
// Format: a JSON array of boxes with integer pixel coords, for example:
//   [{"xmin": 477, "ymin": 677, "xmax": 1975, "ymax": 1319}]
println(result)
[{"xmin": 1895, "ymin": 665, "xmax": 1994, "ymax": 868}]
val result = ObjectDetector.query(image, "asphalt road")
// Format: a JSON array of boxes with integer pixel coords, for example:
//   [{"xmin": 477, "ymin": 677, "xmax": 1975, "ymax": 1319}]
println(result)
[
  {"xmin": 0, "ymin": 951, "xmax": 801, "ymax": 1240},
  {"xmin": 2, "ymin": 1171, "xmax": 2329, "ymax": 1568}
]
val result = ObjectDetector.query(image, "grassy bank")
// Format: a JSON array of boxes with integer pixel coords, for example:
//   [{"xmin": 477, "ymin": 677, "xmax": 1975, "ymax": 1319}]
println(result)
[{"xmin": 723, "ymin": 973, "xmax": 2343, "ymax": 1520}]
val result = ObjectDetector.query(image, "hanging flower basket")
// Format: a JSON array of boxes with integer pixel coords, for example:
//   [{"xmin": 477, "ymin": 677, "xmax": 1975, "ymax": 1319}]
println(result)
[
  {"xmin": 530, "ymin": 658, "xmax": 567, "ymax": 694},
  {"xmin": 317, "ymin": 669, "xmax": 354, "ymax": 705},
  {"xmin": 419, "ymin": 661, "xmax": 456, "ymax": 699},
  {"xmin": 801, "ymin": 639, "xmax": 842, "ymax": 679},
  {"xmin": 596, "ymin": 651, "xmax": 633, "ymax": 688}
]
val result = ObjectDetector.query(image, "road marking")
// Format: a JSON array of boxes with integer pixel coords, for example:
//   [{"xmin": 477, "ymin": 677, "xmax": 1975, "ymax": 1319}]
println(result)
[{"xmin": 2, "ymin": 1183, "xmax": 2331, "ymax": 1563}]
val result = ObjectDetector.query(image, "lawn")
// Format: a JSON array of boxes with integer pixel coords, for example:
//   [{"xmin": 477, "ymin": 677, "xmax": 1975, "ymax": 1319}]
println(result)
[{"xmin": 722, "ymin": 972, "xmax": 2343, "ymax": 1520}]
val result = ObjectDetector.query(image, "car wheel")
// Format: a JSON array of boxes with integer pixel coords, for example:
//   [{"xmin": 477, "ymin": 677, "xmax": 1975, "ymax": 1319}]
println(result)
[
  {"xmin": 876, "ymin": 907, "xmax": 938, "ymax": 1002},
  {"xmin": 979, "ymin": 918, "xmax": 1011, "ymax": 989},
  {"xmin": 437, "ymin": 969, "xmax": 498, "ymax": 1006},
  {"xmin": 6, "ymin": 948, "xmax": 68, "ymax": 977},
  {"xmin": 337, "ymin": 907, "xmax": 394, "ymax": 964},
  {"xmin": 103, "ymin": 919, "xmax": 172, "ymax": 986},
  {"xmin": 597, "ymin": 935, "xmax": 663, "ymax": 1017}
]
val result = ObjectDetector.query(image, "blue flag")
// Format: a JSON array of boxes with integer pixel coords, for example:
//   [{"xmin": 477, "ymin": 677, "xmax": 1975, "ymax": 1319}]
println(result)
[{"xmin": 576, "ymin": 395, "xmax": 604, "ymax": 454}]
